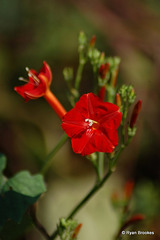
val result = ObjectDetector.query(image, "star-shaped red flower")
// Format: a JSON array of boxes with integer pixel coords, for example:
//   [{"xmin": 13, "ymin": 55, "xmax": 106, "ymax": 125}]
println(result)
[
  {"xmin": 61, "ymin": 93, "xmax": 122, "ymax": 156},
  {"xmin": 14, "ymin": 61, "xmax": 52, "ymax": 102}
]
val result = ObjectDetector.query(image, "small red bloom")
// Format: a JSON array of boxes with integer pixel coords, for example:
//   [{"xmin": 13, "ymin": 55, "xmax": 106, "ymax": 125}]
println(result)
[
  {"xmin": 61, "ymin": 93, "xmax": 122, "ymax": 155},
  {"xmin": 14, "ymin": 61, "xmax": 52, "ymax": 102},
  {"xmin": 15, "ymin": 61, "xmax": 66, "ymax": 119}
]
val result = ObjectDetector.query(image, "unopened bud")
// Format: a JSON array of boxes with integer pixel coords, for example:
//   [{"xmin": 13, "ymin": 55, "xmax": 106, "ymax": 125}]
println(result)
[
  {"xmin": 124, "ymin": 181, "xmax": 134, "ymax": 200},
  {"xmin": 100, "ymin": 52, "xmax": 105, "ymax": 62},
  {"xmin": 72, "ymin": 223, "xmax": 82, "ymax": 239},
  {"xmin": 98, "ymin": 85, "xmax": 106, "ymax": 101},
  {"xmin": 89, "ymin": 35, "xmax": 96, "ymax": 48},
  {"xmin": 115, "ymin": 93, "xmax": 121, "ymax": 108},
  {"xmin": 128, "ymin": 214, "xmax": 145, "ymax": 223},
  {"xmin": 130, "ymin": 100, "xmax": 142, "ymax": 128},
  {"xmin": 128, "ymin": 86, "xmax": 136, "ymax": 104},
  {"xmin": 78, "ymin": 31, "xmax": 87, "ymax": 53},
  {"xmin": 110, "ymin": 67, "xmax": 119, "ymax": 87},
  {"xmin": 99, "ymin": 63, "xmax": 110, "ymax": 79},
  {"xmin": 111, "ymin": 192, "xmax": 119, "ymax": 203},
  {"xmin": 63, "ymin": 67, "xmax": 73, "ymax": 82}
]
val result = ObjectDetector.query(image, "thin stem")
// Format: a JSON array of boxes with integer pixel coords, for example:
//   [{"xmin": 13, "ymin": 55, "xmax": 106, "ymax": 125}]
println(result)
[
  {"xmin": 49, "ymin": 169, "xmax": 113, "ymax": 240},
  {"xmin": 97, "ymin": 152, "xmax": 104, "ymax": 181},
  {"xmin": 75, "ymin": 52, "xmax": 85, "ymax": 91},
  {"xmin": 93, "ymin": 65, "xmax": 98, "ymax": 93},
  {"xmin": 41, "ymin": 134, "xmax": 68, "ymax": 175},
  {"xmin": 112, "ymin": 145, "xmax": 125, "ymax": 169},
  {"xmin": 121, "ymin": 103, "xmax": 128, "ymax": 144},
  {"xmin": 30, "ymin": 204, "xmax": 50, "ymax": 239}
]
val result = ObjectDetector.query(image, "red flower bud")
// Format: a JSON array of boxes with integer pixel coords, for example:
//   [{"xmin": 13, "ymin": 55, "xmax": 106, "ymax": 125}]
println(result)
[
  {"xmin": 115, "ymin": 93, "xmax": 121, "ymax": 108},
  {"xmin": 124, "ymin": 181, "xmax": 134, "ymax": 200},
  {"xmin": 116, "ymin": 213, "xmax": 145, "ymax": 239},
  {"xmin": 89, "ymin": 35, "xmax": 96, "ymax": 47},
  {"xmin": 111, "ymin": 68, "xmax": 119, "ymax": 87},
  {"xmin": 130, "ymin": 100, "xmax": 142, "ymax": 128},
  {"xmin": 99, "ymin": 63, "xmax": 110, "ymax": 79},
  {"xmin": 98, "ymin": 85, "xmax": 106, "ymax": 101},
  {"xmin": 111, "ymin": 192, "xmax": 119, "ymax": 203},
  {"xmin": 128, "ymin": 214, "xmax": 145, "ymax": 223},
  {"xmin": 72, "ymin": 223, "xmax": 82, "ymax": 239}
]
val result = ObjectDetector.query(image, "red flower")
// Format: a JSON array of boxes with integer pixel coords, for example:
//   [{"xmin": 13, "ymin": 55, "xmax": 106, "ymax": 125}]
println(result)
[
  {"xmin": 61, "ymin": 93, "xmax": 122, "ymax": 155},
  {"xmin": 14, "ymin": 61, "xmax": 66, "ymax": 119},
  {"xmin": 14, "ymin": 61, "xmax": 52, "ymax": 102}
]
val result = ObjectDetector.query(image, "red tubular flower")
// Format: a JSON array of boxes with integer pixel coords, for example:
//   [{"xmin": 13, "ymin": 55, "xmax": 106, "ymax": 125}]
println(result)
[
  {"xmin": 61, "ymin": 93, "xmax": 122, "ymax": 156},
  {"xmin": 14, "ymin": 61, "xmax": 52, "ymax": 102},
  {"xmin": 130, "ymin": 100, "xmax": 142, "ymax": 128},
  {"xmin": 14, "ymin": 61, "xmax": 66, "ymax": 119}
]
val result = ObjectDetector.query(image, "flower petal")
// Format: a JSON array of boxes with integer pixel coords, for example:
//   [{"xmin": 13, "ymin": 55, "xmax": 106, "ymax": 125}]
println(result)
[
  {"xmin": 100, "ymin": 110, "xmax": 122, "ymax": 129},
  {"xmin": 25, "ymin": 81, "xmax": 46, "ymax": 99},
  {"xmin": 71, "ymin": 129, "xmax": 95, "ymax": 155},
  {"xmin": 71, "ymin": 128, "xmax": 115, "ymax": 155},
  {"xmin": 39, "ymin": 61, "xmax": 52, "ymax": 85},
  {"xmin": 61, "ymin": 108, "xmax": 87, "ymax": 137},
  {"xmin": 14, "ymin": 82, "xmax": 35, "ymax": 102}
]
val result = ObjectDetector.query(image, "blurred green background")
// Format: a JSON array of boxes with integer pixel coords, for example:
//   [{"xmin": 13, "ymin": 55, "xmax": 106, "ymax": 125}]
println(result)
[{"xmin": 0, "ymin": 0, "xmax": 160, "ymax": 239}]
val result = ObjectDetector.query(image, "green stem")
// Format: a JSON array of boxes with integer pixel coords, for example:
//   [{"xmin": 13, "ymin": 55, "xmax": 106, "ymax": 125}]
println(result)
[
  {"xmin": 121, "ymin": 103, "xmax": 128, "ymax": 144},
  {"xmin": 41, "ymin": 134, "xmax": 68, "ymax": 175},
  {"xmin": 75, "ymin": 58, "xmax": 85, "ymax": 90},
  {"xmin": 93, "ymin": 65, "xmax": 98, "ymax": 93},
  {"xmin": 97, "ymin": 152, "xmax": 104, "ymax": 181},
  {"xmin": 112, "ymin": 145, "xmax": 125, "ymax": 169},
  {"xmin": 49, "ymin": 169, "xmax": 113, "ymax": 240}
]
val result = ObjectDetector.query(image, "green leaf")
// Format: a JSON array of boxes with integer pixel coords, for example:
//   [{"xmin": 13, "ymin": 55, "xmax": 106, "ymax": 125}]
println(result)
[
  {"xmin": 3, "ymin": 171, "xmax": 46, "ymax": 197},
  {"xmin": 0, "ymin": 154, "xmax": 6, "ymax": 174},
  {"xmin": 0, "ymin": 160, "xmax": 46, "ymax": 229},
  {"xmin": 0, "ymin": 154, "xmax": 7, "ymax": 192}
]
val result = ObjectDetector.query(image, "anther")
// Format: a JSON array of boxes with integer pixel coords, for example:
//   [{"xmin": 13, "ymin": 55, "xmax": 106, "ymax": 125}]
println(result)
[
  {"xmin": 25, "ymin": 67, "xmax": 40, "ymax": 84},
  {"xmin": 25, "ymin": 67, "xmax": 30, "ymax": 72},
  {"xmin": 19, "ymin": 77, "xmax": 29, "ymax": 83}
]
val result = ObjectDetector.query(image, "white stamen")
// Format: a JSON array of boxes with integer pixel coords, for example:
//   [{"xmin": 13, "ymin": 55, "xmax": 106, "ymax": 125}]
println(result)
[
  {"xmin": 25, "ymin": 66, "xmax": 40, "ymax": 84},
  {"xmin": 25, "ymin": 67, "xmax": 30, "ymax": 72},
  {"xmin": 85, "ymin": 118, "xmax": 93, "ymax": 126},
  {"xmin": 19, "ymin": 77, "xmax": 28, "ymax": 83}
]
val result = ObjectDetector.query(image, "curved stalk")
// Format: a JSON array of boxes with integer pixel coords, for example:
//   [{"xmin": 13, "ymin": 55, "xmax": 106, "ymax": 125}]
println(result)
[
  {"xmin": 49, "ymin": 168, "xmax": 113, "ymax": 240},
  {"xmin": 41, "ymin": 134, "xmax": 68, "ymax": 175}
]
